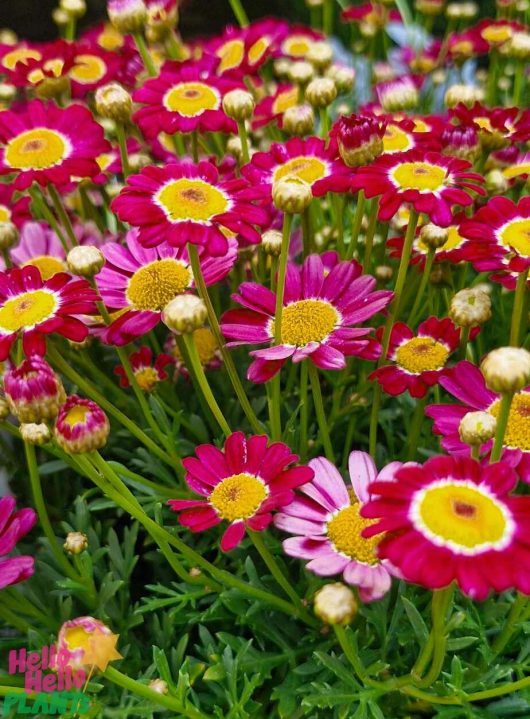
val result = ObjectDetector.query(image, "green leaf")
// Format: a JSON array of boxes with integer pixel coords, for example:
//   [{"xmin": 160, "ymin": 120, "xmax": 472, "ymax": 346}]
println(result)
[{"xmin": 401, "ymin": 596, "xmax": 429, "ymax": 644}]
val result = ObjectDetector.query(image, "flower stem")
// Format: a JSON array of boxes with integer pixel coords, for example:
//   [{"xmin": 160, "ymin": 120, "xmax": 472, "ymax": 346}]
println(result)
[
  {"xmin": 413, "ymin": 585, "xmax": 454, "ymax": 688},
  {"xmin": 299, "ymin": 360, "xmax": 309, "ymax": 461},
  {"xmin": 308, "ymin": 362, "xmax": 334, "ymax": 462},
  {"xmin": 369, "ymin": 384, "xmax": 382, "ymax": 457},
  {"xmin": 513, "ymin": 59, "xmax": 525, "ymax": 105},
  {"xmin": 510, "ymin": 268, "xmax": 528, "ymax": 346},
  {"xmin": 227, "ymin": 0, "xmax": 249, "ymax": 27},
  {"xmin": 458, "ymin": 326, "xmax": 470, "ymax": 361},
  {"xmin": 346, "ymin": 190, "xmax": 365, "ymax": 260},
  {"xmin": 133, "ymin": 32, "xmax": 157, "ymax": 76},
  {"xmin": 362, "ymin": 198, "xmax": 379, "ymax": 272},
  {"xmin": 48, "ymin": 183, "xmax": 79, "ymax": 248},
  {"xmin": 491, "ymin": 593, "xmax": 528, "ymax": 657},
  {"xmin": 322, "ymin": 0, "xmax": 333, "ymax": 35},
  {"xmin": 407, "ymin": 248, "xmax": 435, "ymax": 325},
  {"xmin": 490, "ymin": 392, "xmax": 513, "ymax": 462},
  {"xmin": 191, "ymin": 130, "xmax": 199, "ymax": 162},
  {"xmin": 237, "ymin": 121, "xmax": 250, "ymax": 164},
  {"xmin": 115, "ymin": 123, "xmax": 131, "ymax": 179},
  {"xmin": 29, "ymin": 185, "xmax": 69, "ymax": 252},
  {"xmin": 274, "ymin": 213, "xmax": 294, "ymax": 344},
  {"xmin": 405, "ymin": 395, "xmax": 427, "ymax": 461}
]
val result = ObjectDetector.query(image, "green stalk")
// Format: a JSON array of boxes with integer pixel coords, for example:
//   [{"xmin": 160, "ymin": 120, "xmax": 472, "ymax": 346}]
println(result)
[
  {"xmin": 191, "ymin": 130, "xmax": 199, "ymax": 162},
  {"xmin": 1, "ymin": 249, "xmax": 11, "ymax": 268},
  {"xmin": 413, "ymin": 585, "xmax": 454, "ymax": 688},
  {"xmin": 405, "ymin": 395, "xmax": 427, "ymax": 461},
  {"xmin": 115, "ymin": 123, "xmax": 131, "ymax": 179},
  {"xmin": 274, "ymin": 213, "xmax": 294, "ymax": 344},
  {"xmin": 29, "ymin": 185, "xmax": 69, "ymax": 252},
  {"xmin": 48, "ymin": 184, "xmax": 79, "ymax": 248},
  {"xmin": 237, "ymin": 121, "xmax": 250, "ymax": 164},
  {"xmin": 301, "ymin": 207, "xmax": 312, "ymax": 257},
  {"xmin": 362, "ymin": 198, "xmax": 379, "ymax": 272},
  {"xmin": 299, "ymin": 360, "xmax": 309, "ymax": 461},
  {"xmin": 510, "ymin": 268, "xmax": 528, "ymax": 346},
  {"xmin": 490, "ymin": 392, "xmax": 513, "ymax": 462},
  {"xmin": 308, "ymin": 362, "xmax": 334, "ymax": 462},
  {"xmin": 346, "ymin": 190, "xmax": 365, "ymax": 260},
  {"xmin": 228, "ymin": 0, "xmax": 249, "ymax": 27},
  {"xmin": 491, "ymin": 593, "xmax": 528, "ymax": 657},
  {"xmin": 133, "ymin": 32, "xmax": 157, "ymax": 76},
  {"xmin": 407, "ymin": 248, "xmax": 435, "ymax": 325}
]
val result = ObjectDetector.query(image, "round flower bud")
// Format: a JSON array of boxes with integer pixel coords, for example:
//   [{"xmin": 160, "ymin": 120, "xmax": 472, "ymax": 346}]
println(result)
[
  {"xmin": 64, "ymin": 531, "xmax": 88, "ymax": 555},
  {"xmin": 326, "ymin": 65, "xmax": 355, "ymax": 94},
  {"xmin": 0, "ymin": 83, "xmax": 16, "ymax": 103},
  {"xmin": 378, "ymin": 79, "xmax": 418, "ymax": 112},
  {"xmin": 273, "ymin": 58, "xmax": 291, "ymax": 79},
  {"xmin": 0, "ymin": 30, "xmax": 17, "ymax": 45},
  {"xmin": 458, "ymin": 411, "xmax": 497, "ymax": 446},
  {"xmin": 314, "ymin": 583, "xmax": 358, "ymax": 625},
  {"xmin": 288, "ymin": 61, "xmax": 314, "ymax": 87},
  {"xmin": 375, "ymin": 265, "xmax": 393, "ymax": 282},
  {"xmin": 306, "ymin": 41, "xmax": 334, "ymax": 71},
  {"xmin": 53, "ymin": 8, "xmax": 70, "ymax": 25},
  {"xmin": 128, "ymin": 152, "xmax": 152, "ymax": 173},
  {"xmin": 95, "ymin": 82, "xmax": 132, "ymax": 123},
  {"xmin": 283, "ymin": 104, "xmax": 315, "ymax": 136},
  {"xmin": 148, "ymin": 678, "xmax": 168, "ymax": 695},
  {"xmin": 419, "ymin": 223, "xmax": 449, "ymax": 250},
  {"xmin": 446, "ymin": 1, "xmax": 478, "ymax": 19},
  {"xmin": 60, "ymin": 0, "xmax": 87, "ymax": 18},
  {"xmin": 55, "ymin": 396, "xmax": 110, "ymax": 454},
  {"xmin": 146, "ymin": 0, "xmax": 178, "ymax": 41},
  {"xmin": 0, "ymin": 222, "xmax": 18, "ymax": 252},
  {"xmin": 108, "ymin": 0, "xmax": 147, "ymax": 34},
  {"xmin": 331, "ymin": 114, "xmax": 385, "ymax": 167},
  {"xmin": 5, "ymin": 357, "xmax": 66, "ymax": 424},
  {"xmin": 20, "ymin": 423, "xmax": 52, "ymax": 446},
  {"xmin": 305, "ymin": 77, "xmax": 337, "ymax": 109},
  {"xmin": 449, "ymin": 288, "xmax": 492, "ymax": 328},
  {"xmin": 505, "ymin": 32, "xmax": 530, "ymax": 60},
  {"xmin": 67, "ymin": 246, "xmax": 105, "ymax": 278},
  {"xmin": 222, "ymin": 89, "xmax": 255, "ymax": 122},
  {"xmin": 445, "ymin": 84, "xmax": 484, "ymax": 109},
  {"xmin": 262, "ymin": 229, "xmax": 283, "ymax": 257},
  {"xmin": 226, "ymin": 136, "xmax": 244, "ymax": 162},
  {"xmin": 162, "ymin": 295, "xmax": 208, "ymax": 334},
  {"xmin": 441, "ymin": 124, "xmax": 479, "ymax": 162},
  {"xmin": 486, "ymin": 169, "xmax": 508, "ymax": 194},
  {"xmin": 481, "ymin": 347, "xmax": 530, "ymax": 394},
  {"xmin": 272, "ymin": 176, "xmax": 313, "ymax": 214}
]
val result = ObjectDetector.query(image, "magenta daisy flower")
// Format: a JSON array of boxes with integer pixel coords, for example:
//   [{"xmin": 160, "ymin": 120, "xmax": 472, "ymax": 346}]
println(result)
[
  {"xmin": 96, "ymin": 229, "xmax": 237, "ymax": 345},
  {"xmin": 111, "ymin": 160, "xmax": 269, "ymax": 256},
  {"xmin": 380, "ymin": 117, "xmax": 441, "ymax": 155},
  {"xmin": 114, "ymin": 345, "xmax": 173, "ymax": 392},
  {"xmin": 387, "ymin": 213, "xmax": 471, "ymax": 269},
  {"xmin": 253, "ymin": 84, "xmax": 300, "ymax": 129},
  {"xmin": 426, "ymin": 361, "xmax": 530, "ymax": 481},
  {"xmin": 0, "ymin": 222, "xmax": 66, "ymax": 278},
  {"xmin": 361, "ymin": 455, "xmax": 530, "ymax": 599},
  {"xmin": 221, "ymin": 254, "xmax": 392, "ymax": 383},
  {"xmin": 168, "ymin": 432, "xmax": 314, "ymax": 552},
  {"xmin": 0, "ymin": 184, "xmax": 31, "ymax": 228},
  {"xmin": 275, "ymin": 453, "xmax": 400, "ymax": 602},
  {"xmin": 369, "ymin": 317, "xmax": 462, "ymax": 398},
  {"xmin": 0, "ymin": 266, "xmax": 98, "ymax": 360},
  {"xmin": 349, "ymin": 149, "xmax": 485, "ymax": 226},
  {"xmin": 69, "ymin": 44, "xmax": 122, "ymax": 98},
  {"xmin": 0, "ymin": 496, "xmax": 36, "ymax": 589},
  {"xmin": 0, "ymin": 99, "xmax": 111, "ymax": 190}
]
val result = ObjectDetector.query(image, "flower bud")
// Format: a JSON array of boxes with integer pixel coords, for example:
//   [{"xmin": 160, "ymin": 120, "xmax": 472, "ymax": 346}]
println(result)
[
  {"xmin": 458, "ymin": 411, "xmax": 497, "ymax": 446},
  {"xmin": 375, "ymin": 265, "xmax": 393, "ymax": 282},
  {"xmin": 0, "ymin": 83, "xmax": 16, "ymax": 103},
  {"xmin": 272, "ymin": 176, "xmax": 313, "ymax": 214},
  {"xmin": 5, "ymin": 358, "xmax": 66, "ymax": 423},
  {"xmin": 305, "ymin": 77, "xmax": 337, "ymax": 109},
  {"xmin": 446, "ymin": 1, "xmax": 478, "ymax": 19},
  {"xmin": 262, "ymin": 229, "xmax": 283, "ymax": 256},
  {"xmin": 326, "ymin": 65, "xmax": 355, "ymax": 94},
  {"xmin": 449, "ymin": 288, "xmax": 492, "ymax": 327},
  {"xmin": 419, "ymin": 223, "xmax": 449, "ymax": 250},
  {"xmin": 108, "ymin": 0, "xmax": 147, "ymax": 34},
  {"xmin": 0, "ymin": 222, "xmax": 18, "ymax": 252},
  {"xmin": 441, "ymin": 124, "xmax": 479, "ymax": 161},
  {"xmin": 314, "ymin": 582, "xmax": 358, "ymax": 625},
  {"xmin": 273, "ymin": 58, "xmax": 291, "ymax": 79},
  {"xmin": 283, "ymin": 104, "xmax": 314, "ymax": 136},
  {"xmin": 64, "ymin": 531, "xmax": 88, "ymax": 555},
  {"xmin": 306, "ymin": 41, "xmax": 334, "ymax": 71},
  {"xmin": 222, "ymin": 89, "xmax": 255, "ymax": 122},
  {"xmin": 146, "ymin": 0, "xmax": 178, "ymax": 41},
  {"xmin": 226, "ymin": 136, "xmax": 244, "ymax": 162},
  {"xmin": 378, "ymin": 78, "xmax": 418, "ymax": 112},
  {"xmin": 331, "ymin": 114, "xmax": 385, "ymax": 167},
  {"xmin": 67, "ymin": 246, "xmax": 105, "ymax": 278},
  {"xmin": 148, "ymin": 678, "xmax": 168, "ymax": 694},
  {"xmin": 55, "ymin": 396, "xmax": 110, "ymax": 454},
  {"xmin": 445, "ymin": 84, "xmax": 484, "ymax": 109},
  {"xmin": 505, "ymin": 32, "xmax": 530, "ymax": 60},
  {"xmin": 95, "ymin": 82, "xmax": 133, "ymax": 123},
  {"xmin": 0, "ymin": 30, "xmax": 17, "ymax": 45},
  {"xmin": 20, "ymin": 423, "xmax": 52, "ymax": 446},
  {"xmin": 55, "ymin": 616, "xmax": 121, "ymax": 672},
  {"xmin": 288, "ymin": 61, "xmax": 314, "ymax": 87},
  {"xmin": 53, "ymin": 8, "xmax": 70, "ymax": 26},
  {"xmin": 481, "ymin": 347, "xmax": 530, "ymax": 394},
  {"xmin": 486, "ymin": 169, "xmax": 508, "ymax": 194},
  {"xmin": 60, "ymin": 0, "xmax": 87, "ymax": 18},
  {"xmin": 415, "ymin": 0, "xmax": 445, "ymax": 15},
  {"xmin": 162, "ymin": 295, "xmax": 208, "ymax": 334}
]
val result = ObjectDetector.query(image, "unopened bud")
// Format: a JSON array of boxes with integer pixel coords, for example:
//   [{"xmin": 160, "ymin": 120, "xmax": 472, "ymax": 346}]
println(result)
[
  {"xmin": 449, "ymin": 288, "xmax": 492, "ymax": 327},
  {"xmin": 64, "ymin": 531, "xmax": 88, "ymax": 555},
  {"xmin": 148, "ymin": 678, "xmax": 168, "ymax": 694},
  {"xmin": 282, "ymin": 104, "xmax": 314, "ymax": 136},
  {"xmin": 305, "ymin": 77, "xmax": 337, "ymax": 108},
  {"xmin": 222, "ymin": 89, "xmax": 255, "ymax": 122},
  {"xmin": 326, "ymin": 65, "xmax": 355, "ymax": 94},
  {"xmin": 486, "ymin": 169, "xmax": 508, "ymax": 194},
  {"xmin": 162, "ymin": 295, "xmax": 207, "ymax": 334},
  {"xmin": 0, "ymin": 222, "xmax": 18, "ymax": 251},
  {"xmin": 481, "ymin": 347, "xmax": 530, "ymax": 394},
  {"xmin": 375, "ymin": 265, "xmax": 393, "ymax": 282},
  {"xmin": 306, "ymin": 41, "xmax": 333, "ymax": 71},
  {"xmin": 67, "ymin": 246, "xmax": 105, "ymax": 278},
  {"xmin": 108, "ymin": 0, "xmax": 147, "ymax": 33},
  {"xmin": 20, "ymin": 423, "xmax": 51, "ymax": 446},
  {"xmin": 420, "ymin": 223, "xmax": 449, "ymax": 250},
  {"xmin": 272, "ymin": 176, "xmax": 313, "ymax": 214},
  {"xmin": 314, "ymin": 583, "xmax": 358, "ymax": 625},
  {"xmin": 262, "ymin": 229, "xmax": 283, "ymax": 256},
  {"xmin": 445, "ymin": 84, "xmax": 484, "ymax": 108},
  {"xmin": 95, "ymin": 82, "xmax": 132, "ymax": 123},
  {"xmin": 459, "ymin": 411, "xmax": 497, "ymax": 446},
  {"xmin": 288, "ymin": 61, "xmax": 314, "ymax": 86},
  {"xmin": 60, "ymin": 0, "xmax": 87, "ymax": 18}
]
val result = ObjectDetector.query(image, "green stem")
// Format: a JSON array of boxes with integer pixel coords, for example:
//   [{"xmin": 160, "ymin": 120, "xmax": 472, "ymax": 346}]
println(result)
[
  {"xmin": 29, "ymin": 185, "xmax": 69, "ymax": 252},
  {"xmin": 191, "ymin": 130, "xmax": 199, "ymax": 162},
  {"xmin": 458, "ymin": 326, "xmax": 470, "ymax": 361},
  {"xmin": 513, "ymin": 59, "xmax": 525, "ymax": 105},
  {"xmin": 1, "ymin": 248, "xmax": 11, "ymax": 268},
  {"xmin": 346, "ymin": 190, "xmax": 365, "ymax": 260},
  {"xmin": 319, "ymin": 107, "xmax": 330, "ymax": 138},
  {"xmin": 369, "ymin": 384, "xmax": 382, "ymax": 457},
  {"xmin": 322, "ymin": 0, "xmax": 333, "ymax": 35},
  {"xmin": 491, "ymin": 593, "xmax": 528, "ymax": 657},
  {"xmin": 405, "ymin": 395, "xmax": 427, "ymax": 461},
  {"xmin": 115, "ymin": 123, "xmax": 131, "ymax": 179},
  {"xmin": 79, "ymin": 185, "xmax": 106, "ymax": 234},
  {"xmin": 308, "ymin": 362, "xmax": 334, "ymax": 462},
  {"xmin": 227, "ymin": 0, "xmax": 249, "ymax": 27},
  {"xmin": 413, "ymin": 585, "xmax": 454, "ymax": 688},
  {"xmin": 407, "ymin": 248, "xmax": 435, "ymax": 325},
  {"xmin": 48, "ymin": 183, "xmax": 79, "ymax": 248},
  {"xmin": 362, "ymin": 199, "xmax": 379, "ymax": 272},
  {"xmin": 490, "ymin": 392, "xmax": 513, "ymax": 462},
  {"xmin": 237, "ymin": 120, "xmax": 250, "ymax": 164},
  {"xmin": 510, "ymin": 268, "xmax": 528, "ymax": 346},
  {"xmin": 133, "ymin": 32, "xmax": 157, "ymax": 76},
  {"xmin": 274, "ymin": 213, "xmax": 294, "ymax": 345},
  {"xmin": 299, "ymin": 360, "xmax": 309, "ymax": 461},
  {"xmin": 301, "ymin": 207, "xmax": 312, "ymax": 257}
]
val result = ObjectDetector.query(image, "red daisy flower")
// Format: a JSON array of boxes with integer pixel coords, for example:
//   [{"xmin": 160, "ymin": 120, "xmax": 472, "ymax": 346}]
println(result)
[
  {"xmin": 0, "ymin": 43, "xmax": 42, "ymax": 74},
  {"xmin": 168, "ymin": 432, "xmax": 314, "ymax": 552},
  {"xmin": 0, "ymin": 100, "xmax": 111, "ymax": 190},
  {"xmin": 114, "ymin": 345, "xmax": 173, "ymax": 392},
  {"xmin": 0, "ymin": 265, "xmax": 98, "ymax": 360},
  {"xmin": 380, "ymin": 116, "xmax": 441, "ymax": 155},
  {"xmin": 6, "ymin": 40, "xmax": 76, "ymax": 91},
  {"xmin": 387, "ymin": 212, "xmax": 472, "ymax": 268},
  {"xmin": 204, "ymin": 19, "xmax": 288, "ymax": 75},
  {"xmin": 111, "ymin": 160, "xmax": 269, "ymax": 256},
  {"xmin": 276, "ymin": 25, "xmax": 324, "ymax": 60},
  {"xmin": 69, "ymin": 44, "xmax": 122, "ymax": 98},
  {"xmin": 361, "ymin": 455, "xmax": 530, "ymax": 599},
  {"xmin": 369, "ymin": 317, "xmax": 462, "ymax": 398},
  {"xmin": 349, "ymin": 149, "xmax": 485, "ymax": 226}
]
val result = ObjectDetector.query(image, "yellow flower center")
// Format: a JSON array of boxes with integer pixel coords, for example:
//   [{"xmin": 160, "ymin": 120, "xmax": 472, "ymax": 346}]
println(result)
[
  {"xmin": 155, "ymin": 178, "xmax": 229, "ymax": 223},
  {"xmin": 22, "ymin": 256, "xmax": 65, "ymax": 280},
  {"xmin": 134, "ymin": 366, "xmax": 160, "ymax": 392},
  {"xmin": 273, "ymin": 156, "xmax": 327, "ymax": 186},
  {"xmin": 383, "ymin": 124, "xmax": 413, "ymax": 153},
  {"xmin": 282, "ymin": 36, "xmax": 312, "ymax": 57},
  {"xmin": 64, "ymin": 405, "xmax": 90, "ymax": 427},
  {"xmin": 217, "ymin": 39, "xmax": 245, "ymax": 73},
  {"xmin": 413, "ymin": 119, "xmax": 429, "ymax": 133},
  {"xmin": 0, "ymin": 290, "xmax": 57, "ymax": 333},
  {"xmin": 4, "ymin": 128, "xmax": 69, "ymax": 170},
  {"xmin": 413, "ymin": 481, "xmax": 512, "ymax": 554},
  {"xmin": 271, "ymin": 299, "xmax": 338, "ymax": 347},
  {"xmin": 70, "ymin": 54, "xmax": 107, "ymax": 84},
  {"xmin": 64, "ymin": 626, "xmax": 91, "ymax": 650},
  {"xmin": 504, "ymin": 163, "xmax": 530, "ymax": 180},
  {"xmin": 209, "ymin": 472, "xmax": 268, "ymax": 521},
  {"xmin": 97, "ymin": 153, "xmax": 113, "ymax": 171},
  {"xmin": 481, "ymin": 25, "xmax": 513, "ymax": 44},
  {"xmin": 475, "ymin": 117, "xmax": 493, "ymax": 132},
  {"xmin": 395, "ymin": 336, "xmax": 449, "ymax": 373},
  {"xmin": 499, "ymin": 218, "xmax": 530, "ymax": 257},
  {"xmin": 27, "ymin": 59, "xmax": 65, "ymax": 85},
  {"xmin": 97, "ymin": 25, "xmax": 124, "ymax": 51},
  {"xmin": 1, "ymin": 47, "xmax": 41, "ymax": 70},
  {"xmin": 172, "ymin": 327, "xmax": 218, "ymax": 365},
  {"xmin": 0, "ymin": 205, "xmax": 10, "ymax": 223},
  {"xmin": 326, "ymin": 503, "xmax": 380, "ymax": 565},
  {"xmin": 248, "ymin": 37, "xmax": 268, "ymax": 65},
  {"xmin": 391, "ymin": 161, "xmax": 447, "ymax": 192},
  {"xmin": 126, "ymin": 258, "xmax": 191, "ymax": 311},
  {"xmin": 163, "ymin": 81, "xmax": 220, "ymax": 116},
  {"xmin": 272, "ymin": 87, "xmax": 299, "ymax": 115},
  {"xmin": 488, "ymin": 392, "xmax": 530, "ymax": 452}
]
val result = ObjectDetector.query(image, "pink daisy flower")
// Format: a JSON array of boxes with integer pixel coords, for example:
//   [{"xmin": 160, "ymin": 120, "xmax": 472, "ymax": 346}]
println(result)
[
  {"xmin": 380, "ymin": 117, "xmax": 441, "ymax": 155},
  {"xmin": 0, "ymin": 184, "xmax": 31, "ymax": 228},
  {"xmin": 114, "ymin": 345, "xmax": 173, "ymax": 392},
  {"xmin": 361, "ymin": 455, "xmax": 530, "ymax": 599},
  {"xmin": 221, "ymin": 254, "xmax": 392, "ymax": 383},
  {"xmin": 341, "ymin": 2, "xmax": 401, "ymax": 25},
  {"xmin": 426, "ymin": 361, "xmax": 530, "ymax": 481},
  {"xmin": 0, "ymin": 99, "xmax": 111, "ymax": 190},
  {"xmin": 0, "ymin": 222, "xmax": 66, "ymax": 278},
  {"xmin": 0, "ymin": 495, "xmax": 37, "ymax": 590},
  {"xmin": 276, "ymin": 26, "xmax": 324, "ymax": 60},
  {"xmin": 69, "ymin": 44, "xmax": 122, "ymax": 98},
  {"xmin": 111, "ymin": 160, "xmax": 269, "ymax": 256},
  {"xmin": 253, "ymin": 84, "xmax": 300, "ymax": 130},
  {"xmin": 6, "ymin": 39, "xmax": 76, "ymax": 91},
  {"xmin": 96, "ymin": 229, "xmax": 237, "ymax": 345},
  {"xmin": 0, "ymin": 265, "xmax": 98, "ymax": 360},
  {"xmin": 204, "ymin": 19, "xmax": 287, "ymax": 75},
  {"xmin": 275, "ymin": 452, "xmax": 400, "ymax": 602},
  {"xmin": 349, "ymin": 149, "xmax": 485, "ymax": 226},
  {"xmin": 369, "ymin": 317, "xmax": 463, "ymax": 398},
  {"xmin": 168, "ymin": 432, "xmax": 314, "ymax": 552}
]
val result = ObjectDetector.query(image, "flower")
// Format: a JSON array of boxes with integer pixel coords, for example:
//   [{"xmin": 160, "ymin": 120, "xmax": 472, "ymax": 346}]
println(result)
[
  {"xmin": 55, "ymin": 395, "xmax": 110, "ymax": 454},
  {"xmin": 275, "ymin": 453, "xmax": 399, "ymax": 601},
  {"xmin": 369, "ymin": 317, "xmax": 462, "ymax": 398},
  {"xmin": 0, "ymin": 99, "xmax": 111, "ymax": 190},
  {"xmin": 361, "ymin": 455, "xmax": 530, "ymax": 599},
  {"xmin": 133, "ymin": 62, "xmax": 242, "ymax": 138},
  {"xmin": 349, "ymin": 150, "xmax": 485, "ymax": 226},
  {"xmin": 221, "ymin": 254, "xmax": 392, "ymax": 383},
  {"xmin": 0, "ymin": 266, "xmax": 98, "ymax": 360},
  {"xmin": 387, "ymin": 213, "xmax": 471, "ymax": 268},
  {"xmin": 96, "ymin": 229, "xmax": 236, "ymax": 345},
  {"xmin": 426, "ymin": 361, "xmax": 530, "ymax": 480},
  {"xmin": 6, "ymin": 40, "xmax": 76, "ymax": 97},
  {"xmin": 168, "ymin": 432, "xmax": 314, "ymax": 551},
  {"xmin": 4, "ymin": 356, "xmax": 65, "ymax": 423},
  {"xmin": 329, "ymin": 113, "xmax": 386, "ymax": 167},
  {"xmin": 0, "ymin": 184, "xmax": 31, "ymax": 228},
  {"xmin": 253, "ymin": 84, "xmax": 300, "ymax": 129},
  {"xmin": 114, "ymin": 345, "xmax": 173, "ymax": 391},
  {"xmin": 0, "ymin": 495, "xmax": 36, "ymax": 589},
  {"xmin": 0, "ymin": 222, "xmax": 66, "ymax": 278},
  {"xmin": 55, "ymin": 616, "xmax": 122, "ymax": 672},
  {"xmin": 341, "ymin": 2, "xmax": 400, "ymax": 27},
  {"xmin": 111, "ymin": 160, "xmax": 268, "ymax": 255},
  {"xmin": 69, "ymin": 44, "xmax": 122, "ymax": 98}
]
